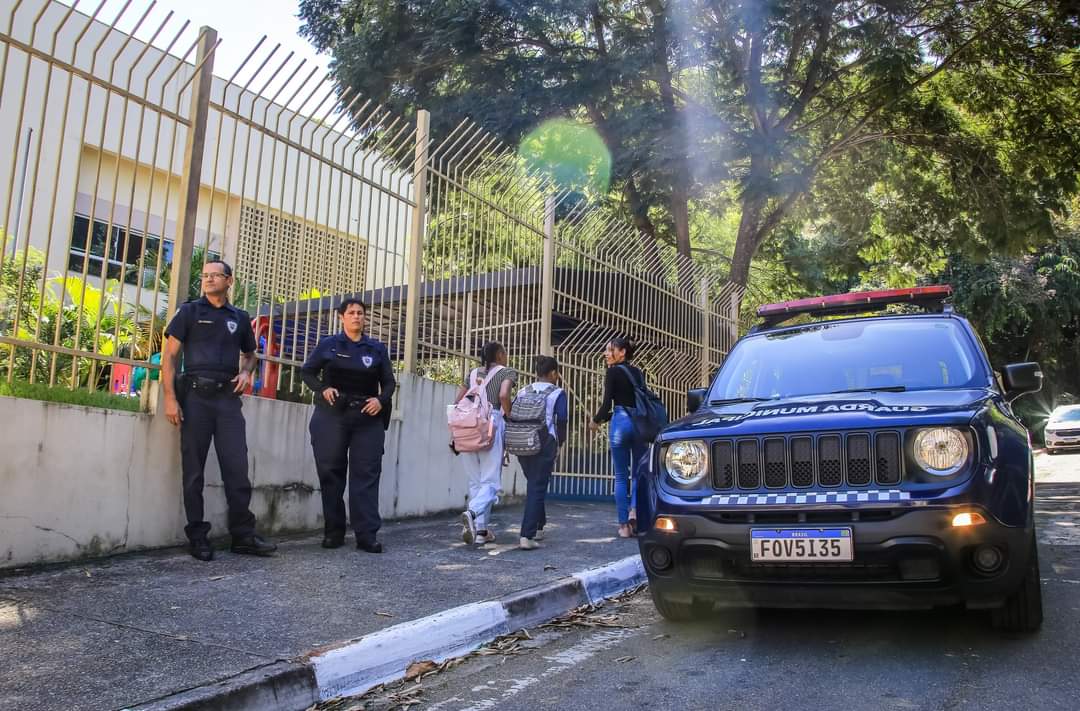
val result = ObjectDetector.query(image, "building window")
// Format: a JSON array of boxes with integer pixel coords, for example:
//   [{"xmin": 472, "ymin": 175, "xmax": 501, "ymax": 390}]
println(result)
[{"xmin": 68, "ymin": 215, "xmax": 217, "ymax": 288}]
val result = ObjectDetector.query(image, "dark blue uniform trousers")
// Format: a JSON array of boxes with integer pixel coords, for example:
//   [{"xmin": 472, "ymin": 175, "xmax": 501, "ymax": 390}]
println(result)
[
  {"xmin": 179, "ymin": 391, "xmax": 256, "ymax": 541},
  {"xmin": 519, "ymin": 435, "xmax": 558, "ymax": 540},
  {"xmin": 309, "ymin": 406, "xmax": 385, "ymax": 542}
]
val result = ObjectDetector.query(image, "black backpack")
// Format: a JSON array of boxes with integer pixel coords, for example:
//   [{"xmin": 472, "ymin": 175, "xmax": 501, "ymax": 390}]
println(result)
[{"xmin": 618, "ymin": 364, "xmax": 669, "ymax": 442}]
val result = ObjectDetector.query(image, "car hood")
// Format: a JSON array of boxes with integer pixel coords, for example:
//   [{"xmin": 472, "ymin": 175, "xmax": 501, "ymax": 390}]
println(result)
[
  {"xmin": 662, "ymin": 388, "xmax": 995, "ymax": 439},
  {"xmin": 1047, "ymin": 420, "xmax": 1080, "ymax": 429}
]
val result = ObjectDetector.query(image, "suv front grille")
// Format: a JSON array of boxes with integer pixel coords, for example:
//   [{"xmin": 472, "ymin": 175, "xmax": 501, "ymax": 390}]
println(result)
[
  {"xmin": 737, "ymin": 440, "xmax": 761, "ymax": 488},
  {"xmin": 711, "ymin": 431, "xmax": 905, "ymax": 491}
]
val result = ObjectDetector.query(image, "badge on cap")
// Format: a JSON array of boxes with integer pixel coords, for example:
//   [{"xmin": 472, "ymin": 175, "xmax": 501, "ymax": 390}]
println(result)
[
  {"xmin": 226, "ymin": 320, "xmax": 237, "ymax": 334},
  {"xmin": 362, "ymin": 356, "xmax": 373, "ymax": 367}
]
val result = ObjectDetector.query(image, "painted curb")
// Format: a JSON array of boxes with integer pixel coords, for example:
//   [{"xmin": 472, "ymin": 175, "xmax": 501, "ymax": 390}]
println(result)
[
  {"xmin": 139, "ymin": 554, "xmax": 645, "ymax": 709},
  {"xmin": 126, "ymin": 661, "xmax": 318, "ymax": 711},
  {"xmin": 308, "ymin": 554, "xmax": 645, "ymax": 701}
]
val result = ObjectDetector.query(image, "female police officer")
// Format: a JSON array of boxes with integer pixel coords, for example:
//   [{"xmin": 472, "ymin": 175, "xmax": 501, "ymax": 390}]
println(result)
[{"xmin": 301, "ymin": 298, "xmax": 396, "ymax": 553}]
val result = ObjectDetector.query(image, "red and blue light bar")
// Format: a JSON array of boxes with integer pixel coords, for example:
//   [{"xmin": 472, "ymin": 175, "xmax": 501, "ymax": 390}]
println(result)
[{"xmin": 756, "ymin": 285, "xmax": 953, "ymax": 326}]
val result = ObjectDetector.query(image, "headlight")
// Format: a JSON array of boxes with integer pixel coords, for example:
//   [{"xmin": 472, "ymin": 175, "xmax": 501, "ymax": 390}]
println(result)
[
  {"xmin": 664, "ymin": 440, "xmax": 709, "ymax": 486},
  {"xmin": 912, "ymin": 428, "xmax": 968, "ymax": 475}
]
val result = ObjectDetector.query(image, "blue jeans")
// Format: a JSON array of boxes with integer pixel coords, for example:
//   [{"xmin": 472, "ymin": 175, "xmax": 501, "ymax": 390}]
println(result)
[{"xmin": 610, "ymin": 407, "xmax": 645, "ymax": 525}]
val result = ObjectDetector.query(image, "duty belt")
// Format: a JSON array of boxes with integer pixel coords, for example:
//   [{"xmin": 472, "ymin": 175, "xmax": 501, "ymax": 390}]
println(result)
[{"xmin": 184, "ymin": 374, "xmax": 231, "ymax": 393}]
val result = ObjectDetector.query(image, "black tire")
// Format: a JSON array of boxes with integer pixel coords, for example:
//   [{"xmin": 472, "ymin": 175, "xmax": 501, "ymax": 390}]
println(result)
[
  {"xmin": 650, "ymin": 587, "xmax": 701, "ymax": 622},
  {"xmin": 991, "ymin": 533, "xmax": 1044, "ymax": 633}
]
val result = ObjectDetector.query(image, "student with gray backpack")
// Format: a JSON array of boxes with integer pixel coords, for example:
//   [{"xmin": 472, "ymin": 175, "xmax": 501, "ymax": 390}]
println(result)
[
  {"xmin": 505, "ymin": 356, "xmax": 568, "ymax": 550},
  {"xmin": 450, "ymin": 342, "xmax": 517, "ymax": 546}
]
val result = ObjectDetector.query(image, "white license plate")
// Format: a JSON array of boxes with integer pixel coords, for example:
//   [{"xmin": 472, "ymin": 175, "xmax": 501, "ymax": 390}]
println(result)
[{"xmin": 751, "ymin": 528, "xmax": 853, "ymax": 562}]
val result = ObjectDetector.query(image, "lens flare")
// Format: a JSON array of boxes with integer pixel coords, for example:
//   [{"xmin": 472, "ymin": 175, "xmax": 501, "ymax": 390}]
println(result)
[{"xmin": 519, "ymin": 119, "xmax": 612, "ymax": 195}]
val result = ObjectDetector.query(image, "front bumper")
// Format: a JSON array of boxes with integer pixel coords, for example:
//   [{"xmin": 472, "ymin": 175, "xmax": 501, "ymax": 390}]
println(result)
[
  {"xmin": 1046, "ymin": 434, "xmax": 1080, "ymax": 450},
  {"xmin": 639, "ymin": 507, "xmax": 1032, "ymax": 611}
]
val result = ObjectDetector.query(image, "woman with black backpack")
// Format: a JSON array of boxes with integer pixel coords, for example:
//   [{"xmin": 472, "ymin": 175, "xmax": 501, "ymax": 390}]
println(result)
[{"xmin": 588, "ymin": 336, "xmax": 648, "ymax": 539}]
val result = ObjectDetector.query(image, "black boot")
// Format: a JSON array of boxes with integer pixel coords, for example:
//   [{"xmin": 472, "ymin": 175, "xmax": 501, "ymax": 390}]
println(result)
[
  {"xmin": 230, "ymin": 534, "xmax": 278, "ymax": 556},
  {"xmin": 321, "ymin": 535, "xmax": 345, "ymax": 549},
  {"xmin": 189, "ymin": 539, "xmax": 214, "ymax": 562},
  {"xmin": 356, "ymin": 537, "xmax": 383, "ymax": 554}
]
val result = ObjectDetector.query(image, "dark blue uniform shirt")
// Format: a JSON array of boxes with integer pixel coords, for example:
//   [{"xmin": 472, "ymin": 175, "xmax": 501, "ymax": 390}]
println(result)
[
  {"xmin": 165, "ymin": 297, "xmax": 256, "ymax": 378},
  {"xmin": 300, "ymin": 332, "xmax": 396, "ymax": 407}
]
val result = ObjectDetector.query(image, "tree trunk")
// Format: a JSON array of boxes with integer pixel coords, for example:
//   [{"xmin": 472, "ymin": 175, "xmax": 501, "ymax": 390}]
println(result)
[
  {"xmin": 729, "ymin": 195, "xmax": 765, "ymax": 288},
  {"xmin": 670, "ymin": 180, "xmax": 694, "ymax": 285},
  {"xmin": 624, "ymin": 178, "xmax": 662, "ymax": 268}
]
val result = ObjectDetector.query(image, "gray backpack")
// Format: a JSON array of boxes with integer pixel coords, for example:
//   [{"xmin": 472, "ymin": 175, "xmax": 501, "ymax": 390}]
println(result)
[{"xmin": 505, "ymin": 384, "xmax": 558, "ymax": 456}]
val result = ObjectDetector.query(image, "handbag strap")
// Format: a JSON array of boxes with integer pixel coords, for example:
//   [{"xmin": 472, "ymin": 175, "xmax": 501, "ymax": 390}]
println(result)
[
  {"xmin": 467, "ymin": 364, "xmax": 503, "ymax": 406},
  {"xmin": 617, "ymin": 363, "xmax": 644, "ymax": 390}
]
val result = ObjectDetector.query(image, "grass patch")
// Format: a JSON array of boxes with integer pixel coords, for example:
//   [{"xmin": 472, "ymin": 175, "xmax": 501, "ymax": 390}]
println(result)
[{"xmin": 0, "ymin": 380, "xmax": 141, "ymax": 412}]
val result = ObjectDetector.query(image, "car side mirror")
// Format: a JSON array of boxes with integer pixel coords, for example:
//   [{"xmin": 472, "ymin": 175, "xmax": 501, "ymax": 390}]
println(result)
[
  {"xmin": 1002, "ymin": 362, "xmax": 1043, "ymax": 402},
  {"xmin": 687, "ymin": 388, "xmax": 707, "ymax": 413}
]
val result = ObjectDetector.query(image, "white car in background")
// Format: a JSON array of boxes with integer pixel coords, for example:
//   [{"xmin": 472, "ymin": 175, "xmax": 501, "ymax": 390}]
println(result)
[{"xmin": 1045, "ymin": 405, "xmax": 1080, "ymax": 454}]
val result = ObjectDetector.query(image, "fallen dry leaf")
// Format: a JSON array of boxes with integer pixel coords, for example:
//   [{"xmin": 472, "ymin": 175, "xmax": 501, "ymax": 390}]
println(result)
[
  {"xmin": 208, "ymin": 575, "xmax": 225, "ymax": 581},
  {"xmin": 652, "ymin": 633, "xmax": 669, "ymax": 640},
  {"xmin": 375, "ymin": 611, "xmax": 395, "ymax": 618},
  {"xmin": 615, "ymin": 655, "xmax": 636, "ymax": 663},
  {"xmin": 404, "ymin": 660, "xmax": 438, "ymax": 681}
]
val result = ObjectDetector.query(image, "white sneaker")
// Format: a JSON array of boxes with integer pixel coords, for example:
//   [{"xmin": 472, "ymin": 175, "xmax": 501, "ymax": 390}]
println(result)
[
  {"xmin": 475, "ymin": 530, "xmax": 496, "ymax": 545},
  {"xmin": 461, "ymin": 511, "xmax": 476, "ymax": 544},
  {"xmin": 519, "ymin": 537, "xmax": 540, "ymax": 550},
  {"xmin": 534, "ymin": 528, "xmax": 545, "ymax": 541}
]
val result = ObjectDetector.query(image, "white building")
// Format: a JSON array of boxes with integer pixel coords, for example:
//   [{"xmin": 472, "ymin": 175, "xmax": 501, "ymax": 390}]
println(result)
[{"xmin": 1, "ymin": 0, "xmax": 414, "ymax": 317}]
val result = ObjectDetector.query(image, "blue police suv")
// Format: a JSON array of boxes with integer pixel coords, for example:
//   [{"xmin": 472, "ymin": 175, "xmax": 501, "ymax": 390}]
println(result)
[{"xmin": 638, "ymin": 286, "xmax": 1045, "ymax": 633}]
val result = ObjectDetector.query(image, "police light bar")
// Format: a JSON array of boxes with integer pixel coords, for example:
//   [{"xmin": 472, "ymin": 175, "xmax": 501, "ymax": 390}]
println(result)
[{"xmin": 756, "ymin": 285, "xmax": 953, "ymax": 326}]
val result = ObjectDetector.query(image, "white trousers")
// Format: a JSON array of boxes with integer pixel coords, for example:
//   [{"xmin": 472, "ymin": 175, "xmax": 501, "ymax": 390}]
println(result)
[{"xmin": 461, "ymin": 412, "xmax": 504, "ymax": 530}]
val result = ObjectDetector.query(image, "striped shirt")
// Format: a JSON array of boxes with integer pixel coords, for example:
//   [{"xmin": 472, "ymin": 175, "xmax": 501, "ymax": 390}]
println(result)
[{"xmin": 466, "ymin": 366, "xmax": 518, "ymax": 412}]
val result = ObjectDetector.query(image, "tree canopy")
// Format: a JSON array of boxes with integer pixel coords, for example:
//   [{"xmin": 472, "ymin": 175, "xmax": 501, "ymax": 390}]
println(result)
[{"xmin": 300, "ymin": 0, "xmax": 1080, "ymax": 287}]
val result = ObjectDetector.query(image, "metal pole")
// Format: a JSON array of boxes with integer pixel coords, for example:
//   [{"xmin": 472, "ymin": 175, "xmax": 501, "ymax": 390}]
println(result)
[
  {"xmin": 8, "ymin": 128, "xmax": 32, "ymax": 260},
  {"xmin": 700, "ymin": 274, "xmax": 710, "ymax": 386},
  {"xmin": 540, "ymin": 193, "xmax": 556, "ymax": 357},
  {"xmin": 730, "ymin": 290, "xmax": 740, "ymax": 346},
  {"xmin": 403, "ymin": 108, "xmax": 430, "ymax": 373},
  {"xmin": 166, "ymin": 26, "xmax": 217, "ymax": 320}
]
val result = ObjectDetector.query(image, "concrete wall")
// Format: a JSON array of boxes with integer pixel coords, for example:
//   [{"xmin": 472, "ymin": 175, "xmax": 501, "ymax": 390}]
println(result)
[{"xmin": 0, "ymin": 374, "xmax": 525, "ymax": 569}]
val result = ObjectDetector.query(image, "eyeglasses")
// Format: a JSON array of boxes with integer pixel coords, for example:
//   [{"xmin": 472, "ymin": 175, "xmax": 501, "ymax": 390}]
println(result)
[{"xmin": 201, "ymin": 273, "xmax": 229, "ymax": 280}]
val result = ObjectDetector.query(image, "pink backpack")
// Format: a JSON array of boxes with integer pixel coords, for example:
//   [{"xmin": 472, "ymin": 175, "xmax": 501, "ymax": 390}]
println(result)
[{"xmin": 447, "ymin": 366, "xmax": 503, "ymax": 452}]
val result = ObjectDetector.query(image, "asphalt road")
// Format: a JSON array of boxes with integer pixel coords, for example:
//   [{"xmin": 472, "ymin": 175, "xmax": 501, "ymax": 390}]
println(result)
[{"xmin": 343, "ymin": 451, "xmax": 1080, "ymax": 711}]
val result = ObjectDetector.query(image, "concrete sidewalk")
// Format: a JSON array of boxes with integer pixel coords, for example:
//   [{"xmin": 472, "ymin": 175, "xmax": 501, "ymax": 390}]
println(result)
[{"xmin": 0, "ymin": 501, "xmax": 640, "ymax": 711}]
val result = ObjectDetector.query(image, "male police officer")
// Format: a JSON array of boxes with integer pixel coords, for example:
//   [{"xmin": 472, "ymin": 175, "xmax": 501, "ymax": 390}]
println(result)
[
  {"xmin": 300, "ymin": 298, "xmax": 395, "ymax": 553},
  {"xmin": 161, "ymin": 260, "xmax": 277, "ymax": 561}
]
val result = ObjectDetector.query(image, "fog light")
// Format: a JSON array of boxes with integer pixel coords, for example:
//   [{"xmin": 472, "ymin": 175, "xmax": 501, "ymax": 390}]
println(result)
[
  {"xmin": 952, "ymin": 512, "xmax": 986, "ymax": 527},
  {"xmin": 647, "ymin": 546, "xmax": 673, "ymax": 571},
  {"xmin": 972, "ymin": 545, "xmax": 1004, "ymax": 574},
  {"xmin": 655, "ymin": 516, "xmax": 678, "ymax": 533}
]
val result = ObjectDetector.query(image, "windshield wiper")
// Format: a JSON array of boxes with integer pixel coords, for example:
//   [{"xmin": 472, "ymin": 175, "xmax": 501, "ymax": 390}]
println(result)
[
  {"xmin": 709, "ymin": 397, "xmax": 776, "ymax": 405},
  {"xmin": 828, "ymin": 386, "xmax": 907, "ymax": 394}
]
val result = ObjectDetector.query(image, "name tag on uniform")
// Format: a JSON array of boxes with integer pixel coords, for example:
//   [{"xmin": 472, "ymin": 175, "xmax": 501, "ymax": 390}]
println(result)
[
  {"xmin": 198, "ymin": 319, "xmax": 214, "ymax": 324},
  {"xmin": 362, "ymin": 356, "xmax": 374, "ymax": 367},
  {"xmin": 335, "ymin": 352, "xmax": 351, "ymax": 358}
]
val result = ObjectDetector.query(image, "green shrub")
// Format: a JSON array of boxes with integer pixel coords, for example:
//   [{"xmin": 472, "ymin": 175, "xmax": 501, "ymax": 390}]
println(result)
[{"xmin": 0, "ymin": 379, "xmax": 140, "ymax": 412}]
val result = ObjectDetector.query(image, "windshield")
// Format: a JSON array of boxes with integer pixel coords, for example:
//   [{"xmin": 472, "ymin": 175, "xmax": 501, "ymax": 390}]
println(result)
[
  {"xmin": 1052, "ymin": 408, "xmax": 1080, "ymax": 423},
  {"xmin": 710, "ymin": 318, "xmax": 988, "ymax": 401}
]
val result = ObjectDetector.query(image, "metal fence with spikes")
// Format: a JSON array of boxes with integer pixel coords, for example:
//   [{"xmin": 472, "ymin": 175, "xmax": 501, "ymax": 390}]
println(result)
[{"xmin": 0, "ymin": 0, "xmax": 742, "ymax": 499}]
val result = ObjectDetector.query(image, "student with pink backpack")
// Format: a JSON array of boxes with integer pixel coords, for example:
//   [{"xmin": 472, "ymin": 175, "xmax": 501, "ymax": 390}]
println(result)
[{"xmin": 449, "ymin": 342, "xmax": 517, "ymax": 545}]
